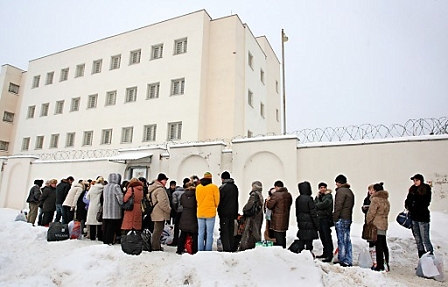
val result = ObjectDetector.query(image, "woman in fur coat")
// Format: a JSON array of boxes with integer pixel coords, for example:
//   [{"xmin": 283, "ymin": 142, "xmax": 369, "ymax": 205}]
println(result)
[{"xmin": 239, "ymin": 181, "xmax": 264, "ymax": 251}]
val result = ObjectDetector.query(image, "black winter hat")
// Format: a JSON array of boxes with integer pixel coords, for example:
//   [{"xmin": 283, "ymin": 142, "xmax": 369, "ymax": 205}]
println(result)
[
  {"xmin": 157, "ymin": 173, "xmax": 169, "ymax": 181},
  {"xmin": 335, "ymin": 174, "xmax": 347, "ymax": 184},
  {"xmin": 221, "ymin": 171, "xmax": 231, "ymax": 179},
  {"xmin": 318, "ymin": 182, "xmax": 327, "ymax": 188},
  {"xmin": 410, "ymin": 174, "xmax": 424, "ymax": 182}
]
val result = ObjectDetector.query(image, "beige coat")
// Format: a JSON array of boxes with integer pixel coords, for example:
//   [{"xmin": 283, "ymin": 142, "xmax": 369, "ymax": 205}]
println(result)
[
  {"xmin": 62, "ymin": 183, "xmax": 83, "ymax": 208},
  {"xmin": 149, "ymin": 180, "xmax": 171, "ymax": 222},
  {"xmin": 366, "ymin": 190, "xmax": 390, "ymax": 231}
]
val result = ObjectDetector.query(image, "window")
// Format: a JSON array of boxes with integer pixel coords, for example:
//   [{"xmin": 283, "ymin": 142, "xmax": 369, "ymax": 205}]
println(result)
[
  {"xmin": 32, "ymin": 75, "xmax": 40, "ymax": 88},
  {"xmin": 60, "ymin": 68, "xmax": 69, "ymax": 81},
  {"xmin": 0, "ymin": 141, "xmax": 9, "ymax": 151},
  {"xmin": 8, "ymin": 83, "xmax": 19, "ymax": 94},
  {"xmin": 247, "ymin": 130, "xmax": 253, "ymax": 138},
  {"xmin": 260, "ymin": 102, "xmax": 265, "ymax": 118},
  {"xmin": 276, "ymin": 80, "xmax": 279, "ymax": 93},
  {"xmin": 260, "ymin": 69, "xmax": 265, "ymax": 84},
  {"xmin": 121, "ymin": 127, "xmax": 133, "ymax": 143},
  {"xmin": 248, "ymin": 90, "xmax": 253, "ymax": 108},
  {"xmin": 76, "ymin": 64, "xmax": 85, "ymax": 77},
  {"xmin": 167, "ymin": 122, "xmax": 182, "ymax": 140},
  {"xmin": 174, "ymin": 38, "xmax": 187, "ymax": 55},
  {"xmin": 276, "ymin": 109, "xmax": 279, "ymax": 122},
  {"xmin": 143, "ymin": 124, "xmax": 157, "ymax": 142},
  {"xmin": 151, "ymin": 44, "xmax": 163, "ymax": 60},
  {"xmin": 105, "ymin": 90, "xmax": 117, "ymax": 106},
  {"xmin": 92, "ymin": 59, "xmax": 102, "ymax": 74},
  {"xmin": 130, "ymin": 49, "xmax": 141, "ymax": 64},
  {"xmin": 248, "ymin": 52, "xmax": 253, "ymax": 69},
  {"xmin": 35, "ymin": 136, "xmax": 44, "ymax": 150},
  {"xmin": 101, "ymin": 129, "xmax": 113, "ymax": 145},
  {"xmin": 70, "ymin": 97, "xmax": 80, "ymax": 112},
  {"xmin": 21, "ymin": 137, "xmax": 30, "ymax": 151},
  {"xmin": 66, "ymin": 132, "xmax": 75, "ymax": 147},
  {"xmin": 40, "ymin": 103, "xmax": 49, "ymax": 117},
  {"xmin": 110, "ymin": 55, "xmax": 121, "ymax": 70},
  {"xmin": 27, "ymin": 106, "xmax": 35, "ymax": 118},
  {"xmin": 50, "ymin": 134, "xmax": 59, "ymax": 148},
  {"xmin": 82, "ymin": 131, "xmax": 93, "ymax": 146},
  {"xmin": 3, "ymin": 111, "xmax": 14, "ymax": 123},
  {"xmin": 171, "ymin": 78, "xmax": 185, "ymax": 95},
  {"xmin": 55, "ymin": 100, "xmax": 64, "ymax": 114},
  {"xmin": 46, "ymin": 72, "xmax": 54, "ymax": 85},
  {"xmin": 147, "ymin": 83, "xmax": 160, "ymax": 99},
  {"xmin": 87, "ymin": 94, "xmax": 98, "ymax": 109},
  {"xmin": 125, "ymin": 87, "xmax": 137, "ymax": 103}
]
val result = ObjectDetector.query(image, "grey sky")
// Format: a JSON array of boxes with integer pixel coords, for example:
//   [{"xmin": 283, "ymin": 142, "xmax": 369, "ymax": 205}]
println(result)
[{"xmin": 1, "ymin": 0, "xmax": 447, "ymax": 132}]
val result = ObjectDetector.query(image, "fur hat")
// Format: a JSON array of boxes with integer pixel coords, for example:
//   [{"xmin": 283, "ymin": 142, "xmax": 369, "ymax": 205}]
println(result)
[
  {"xmin": 318, "ymin": 182, "xmax": 327, "ymax": 188},
  {"xmin": 335, "ymin": 174, "xmax": 347, "ymax": 184},
  {"xmin": 221, "ymin": 171, "xmax": 230, "ymax": 179},
  {"xmin": 252, "ymin": 181, "xmax": 262, "ymax": 190},
  {"xmin": 203, "ymin": 172, "xmax": 212, "ymax": 179},
  {"xmin": 157, "ymin": 173, "xmax": 169, "ymax": 181}
]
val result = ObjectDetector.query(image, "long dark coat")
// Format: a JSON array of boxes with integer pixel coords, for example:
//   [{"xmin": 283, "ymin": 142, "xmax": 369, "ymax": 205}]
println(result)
[
  {"xmin": 239, "ymin": 189, "xmax": 264, "ymax": 251},
  {"xmin": 40, "ymin": 186, "xmax": 56, "ymax": 212},
  {"xmin": 266, "ymin": 187, "xmax": 292, "ymax": 232},
  {"xmin": 179, "ymin": 186, "xmax": 198, "ymax": 233},
  {"xmin": 295, "ymin": 182, "xmax": 319, "ymax": 240}
]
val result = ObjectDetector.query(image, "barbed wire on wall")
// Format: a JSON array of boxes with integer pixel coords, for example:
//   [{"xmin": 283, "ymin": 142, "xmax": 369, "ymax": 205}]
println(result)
[
  {"xmin": 292, "ymin": 117, "xmax": 448, "ymax": 143},
  {"xmin": 26, "ymin": 117, "xmax": 447, "ymax": 161}
]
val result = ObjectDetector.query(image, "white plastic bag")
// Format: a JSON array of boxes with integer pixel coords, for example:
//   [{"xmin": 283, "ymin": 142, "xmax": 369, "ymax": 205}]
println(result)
[
  {"xmin": 433, "ymin": 254, "xmax": 445, "ymax": 282},
  {"xmin": 416, "ymin": 252, "xmax": 440, "ymax": 278},
  {"xmin": 358, "ymin": 248, "xmax": 373, "ymax": 268}
]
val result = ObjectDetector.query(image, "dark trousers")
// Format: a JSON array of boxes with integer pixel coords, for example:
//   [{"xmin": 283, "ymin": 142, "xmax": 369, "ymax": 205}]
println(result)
[
  {"xmin": 375, "ymin": 234, "xmax": 389, "ymax": 270},
  {"xmin": 274, "ymin": 231, "xmax": 287, "ymax": 248},
  {"xmin": 177, "ymin": 231, "xmax": 198, "ymax": 254},
  {"xmin": 142, "ymin": 214, "xmax": 154, "ymax": 232},
  {"xmin": 102, "ymin": 219, "xmax": 121, "ymax": 244},
  {"xmin": 89, "ymin": 225, "xmax": 103, "ymax": 241},
  {"xmin": 172, "ymin": 212, "xmax": 182, "ymax": 245},
  {"xmin": 296, "ymin": 239, "xmax": 313, "ymax": 253},
  {"xmin": 63, "ymin": 206, "xmax": 74, "ymax": 224},
  {"xmin": 42, "ymin": 211, "xmax": 55, "ymax": 226},
  {"xmin": 318, "ymin": 217, "xmax": 334, "ymax": 258},
  {"xmin": 38, "ymin": 207, "xmax": 44, "ymax": 226},
  {"xmin": 220, "ymin": 217, "xmax": 235, "ymax": 252}
]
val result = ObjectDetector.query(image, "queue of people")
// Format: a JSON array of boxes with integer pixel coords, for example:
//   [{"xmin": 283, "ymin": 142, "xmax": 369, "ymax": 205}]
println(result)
[{"xmin": 24, "ymin": 171, "xmax": 434, "ymax": 276}]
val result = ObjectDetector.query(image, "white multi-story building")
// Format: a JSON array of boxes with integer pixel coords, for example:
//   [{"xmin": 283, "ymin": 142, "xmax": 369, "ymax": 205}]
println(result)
[{"xmin": 1, "ymin": 10, "xmax": 280, "ymax": 158}]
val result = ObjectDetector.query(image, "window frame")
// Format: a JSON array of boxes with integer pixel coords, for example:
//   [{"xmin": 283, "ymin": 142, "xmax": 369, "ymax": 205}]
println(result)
[
  {"xmin": 27, "ymin": 106, "xmax": 35, "ymax": 119},
  {"xmin": 0, "ymin": 141, "xmax": 9, "ymax": 151},
  {"xmin": 125, "ymin": 87, "xmax": 137, "ymax": 103},
  {"xmin": 260, "ymin": 68, "xmax": 265, "ymax": 84},
  {"xmin": 66, "ymin": 132, "xmax": 75, "ymax": 148},
  {"xmin": 151, "ymin": 44, "xmax": 163, "ymax": 60},
  {"xmin": 40, "ymin": 103, "xmax": 49, "ymax": 117},
  {"xmin": 55, "ymin": 100, "xmax": 64, "ymax": 115},
  {"xmin": 21, "ymin": 137, "xmax": 30, "ymax": 151},
  {"xmin": 70, "ymin": 97, "xmax": 80, "ymax": 112},
  {"xmin": 35, "ymin": 136, "xmax": 44, "ymax": 150},
  {"xmin": 101, "ymin": 129, "xmax": 113, "ymax": 145},
  {"xmin": 87, "ymin": 94, "xmax": 98, "ymax": 109},
  {"xmin": 60, "ymin": 68, "xmax": 69, "ymax": 82},
  {"xmin": 147, "ymin": 82, "xmax": 160, "ymax": 99},
  {"xmin": 3, "ymin": 111, "xmax": 14, "ymax": 123},
  {"xmin": 173, "ymin": 38, "xmax": 187, "ymax": 55},
  {"xmin": 248, "ymin": 90, "xmax": 254, "ymax": 108},
  {"xmin": 110, "ymin": 54, "xmax": 121, "ymax": 70},
  {"xmin": 143, "ymin": 124, "xmax": 157, "ymax": 142},
  {"xmin": 105, "ymin": 90, "xmax": 117, "ymax": 106},
  {"xmin": 50, "ymin": 134, "xmax": 59, "ymax": 149},
  {"xmin": 8, "ymin": 83, "xmax": 19, "ymax": 94},
  {"xmin": 32, "ymin": 75, "xmax": 40, "ymax": 88},
  {"xmin": 167, "ymin": 121, "xmax": 182, "ymax": 141},
  {"xmin": 260, "ymin": 102, "xmax": 265, "ymax": 118},
  {"xmin": 46, "ymin": 72, "xmax": 54, "ymax": 85},
  {"xmin": 248, "ymin": 52, "xmax": 254, "ymax": 69},
  {"xmin": 82, "ymin": 131, "xmax": 93, "ymax": 146},
  {"xmin": 130, "ymin": 49, "xmax": 141, "ymax": 65},
  {"xmin": 75, "ymin": 64, "xmax": 85, "ymax": 77},
  {"xmin": 92, "ymin": 59, "xmax": 102, "ymax": 74},
  {"xmin": 171, "ymin": 78, "xmax": 185, "ymax": 96},
  {"xmin": 121, "ymin": 127, "xmax": 133, "ymax": 143}
]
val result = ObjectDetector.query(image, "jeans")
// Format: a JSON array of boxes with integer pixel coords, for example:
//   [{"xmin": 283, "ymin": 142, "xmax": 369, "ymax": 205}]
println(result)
[
  {"xmin": 411, "ymin": 220, "xmax": 434, "ymax": 253},
  {"xmin": 198, "ymin": 217, "xmax": 215, "ymax": 251},
  {"xmin": 335, "ymin": 219, "xmax": 353, "ymax": 265},
  {"xmin": 219, "ymin": 217, "xmax": 235, "ymax": 252},
  {"xmin": 54, "ymin": 204, "xmax": 63, "ymax": 222},
  {"xmin": 318, "ymin": 216, "xmax": 334, "ymax": 258}
]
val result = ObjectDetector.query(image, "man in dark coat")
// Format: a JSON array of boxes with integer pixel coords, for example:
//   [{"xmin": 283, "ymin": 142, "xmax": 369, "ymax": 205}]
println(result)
[
  {"xmin": 295, "ymin": 181, "xmax": 319, "ymax": 254},
  {"xmin": 266, "ymin": 180, "xmax": 293, "ymax": 248},
  {"xmin": 333, "ymin": 174, "xmax": 355, "ymax": 267},
  {"xmin": 55, "ymin": 176, "xmax": 74, "ymax": 224},
  {"xmin": 26, "ymin": 179, "xmax": 44, "ymax": 225},
  {"xmin": 218, "ymin": 171, "xmax": 239, "ymax": 252},
  {"xmin": 314, "ymin": 182, "xmax": 334, "ymax": 262}
]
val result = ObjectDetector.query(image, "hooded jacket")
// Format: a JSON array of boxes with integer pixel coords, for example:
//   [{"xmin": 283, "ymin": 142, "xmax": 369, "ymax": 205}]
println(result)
[
  {"xmin": 103, "ymin": 173, "xmax": 123, "ymax": 220},
  {"xmin": 296, "ymin": 182, "xmax": 319, "ymax": 240},
  {"xmin": 314, "ymin": 188, "xmax": 333, "ymax": 219},
  {"xmin": 179, "ymin": 186, "xmax": 198, "ymax": 233},
  {"xmin": 333, "ymin": 183, "xmax": 355, "ymax": 222},
  {"xmin": 366, "ymin": 190, "xmax": 390, "ymax": 231}
]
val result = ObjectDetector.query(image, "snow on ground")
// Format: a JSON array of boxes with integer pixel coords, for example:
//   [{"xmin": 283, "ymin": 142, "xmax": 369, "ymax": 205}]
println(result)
[{"xmin": 0, "ymin": 208, "xmax": 446, "ymax": 287}]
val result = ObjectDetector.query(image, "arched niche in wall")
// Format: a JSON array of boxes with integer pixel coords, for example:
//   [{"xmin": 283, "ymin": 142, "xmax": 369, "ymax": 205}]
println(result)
[
  {"xmin": 242, "ymin": 151, "xmax": 285, "ymax": 194},
  {"xmin": 177, "ymin": 155, "xmax": 210, "ymax": 180}
]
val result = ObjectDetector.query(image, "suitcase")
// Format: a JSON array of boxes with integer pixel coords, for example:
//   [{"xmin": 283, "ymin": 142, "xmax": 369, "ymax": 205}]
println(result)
[{"xmin": 47, "ymin": 222, "xmax": 70, "ymax": 241}]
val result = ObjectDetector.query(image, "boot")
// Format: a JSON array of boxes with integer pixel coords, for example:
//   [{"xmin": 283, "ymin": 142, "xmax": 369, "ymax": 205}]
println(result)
[{"xmin": 418, "ymin": 250, "xmax": 425, "ymax": 258}]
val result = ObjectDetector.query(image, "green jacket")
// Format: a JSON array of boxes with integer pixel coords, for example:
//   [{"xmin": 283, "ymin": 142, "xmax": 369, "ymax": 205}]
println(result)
[{"xmin": 314, "ymin": 189, "xmax": 333, "ymax": 219}]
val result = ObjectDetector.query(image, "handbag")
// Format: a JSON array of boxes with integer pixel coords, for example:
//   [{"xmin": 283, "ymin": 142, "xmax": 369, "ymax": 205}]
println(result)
[
  {"xmin": 362, "ymin": 222, "xmax": 378, "ymax": 242},
  {"xmin": 121, "ymin": 230, "xmax": 143, "ymax": 255},
  {"xmin": 122, "ymin": 187, "xmax": 135, "ymax": 211},
  {"xmin": 396, "ymin": 210, "xmax": 412, "ymax": 229}
]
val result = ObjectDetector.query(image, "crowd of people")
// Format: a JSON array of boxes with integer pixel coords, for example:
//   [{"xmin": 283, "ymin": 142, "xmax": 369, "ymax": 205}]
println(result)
[{"xmin": 24, "ymin": 171, "xmax": 434, "ymax": 274}]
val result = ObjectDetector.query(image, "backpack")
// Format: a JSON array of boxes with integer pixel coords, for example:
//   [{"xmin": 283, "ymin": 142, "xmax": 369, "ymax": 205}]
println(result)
[
  {"xmin": 141, "ymin": 190, "xmax": 157, "ymax": 216},
  {"xmin": 243, "ymin": 192, "xmax": 261, "ymax": 217}
]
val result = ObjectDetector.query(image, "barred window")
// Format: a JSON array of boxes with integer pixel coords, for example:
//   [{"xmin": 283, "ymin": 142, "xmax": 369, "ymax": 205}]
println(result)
[
  {"xmin": 27, "ymin": 106, "xmax": 35, "ymax": 119},
  {"xmin": 46, "ymin": 72, "xmax": 54, "ymax": 85},
  {"xmin": 174, "ymin": 38, "xmax": 187, "ymax": 55},
  {"xmin": 105, "ymin": 90, "xmax": 117, "ymax": 106},
  {"xmin": 101, "ymin": 129, "xmax": 113, "ymax": 144},
  {"xmin": 87, "ymin": 94, "xmax": 98, "ymax": 109},
  {"xmin": 66, "ymin": 132, "xmax": 75, "ymax": 147},
  {"xmin": 32, "ymin": 75, "xmax": 40, "ymax": 88},
  {"xmin": 50, "ymin": 134, "xmax": 59, "ymax": 148},
  {"xmin": 3, "ymin": 111, "xmax": 14, "ymax": 123},
  {"xmin": 76, "ymin": 64, "xmax": 85, "ymax": 77},
  {"xmin": 35, "ymin": 136, "xmax": 44, "ymax": 149},
  {"xmin": 92, "ymin": 59, "xmax": 102, "ymax": 74},
  {"xmin": 0, "ymin": 141, "xmax": 9, "ymax": 151},
  {"xmin": 248, "ymin": 90, "xmax": 253, "ymax": 108},
  {"xmin": 55, "ymin": 100, "xmax": 64, "ymax": 114},
  {"xmin": 60, "ymin": 68, "xmax": 69, "ymax": 81},
  {"xmin": 82, "ymin": 131, "xmax": 93, "ymax": 146},
  {"xmin": 110, "ymin": 55, "xmax": 121, "ymax": 70},
  {"xmin": 147, "ymin": 83, "xmax": 160, "ymax": 99},
  {"xmin": 143, "ymin": 124, "xmax": 157, "ymax": 142},
  {"xmin": 70, "ymin": 97, "xmax": 80, "ymax": 112},
  {"xmin": 8, "ymin": 83, "xmax": 19, "ymax": 94},
  {"xmin": 41, "ymin": 103, "xmax": 49, "ymax": 117},
  {"xmin": 121, "ymin": 127, "xmax": 133, "ymax": 143},
  {"xmin": 248, "ymin": 52, "xmax": 253, "ymax": 69},
  {"xmin": 22, "ymin": 137, "xmax": 30, "ymax": 151},
  {"xmin": 260, "ymin": 102, "xmax": 265, "ymax": 118},
  {"xmin": 167, "ymin": 122, "xmax": 182, "ymax": 140},
  {"xmin": 130, "ymin": 49, "xmax": 141, "ymax": 65},
  {"xmin": 151, "ymin": 44, "xmax": 163, "ymax": 59},
  {"xmin": 125, "ymin": 87, "xmax": 137, "ymax": 103},
  {"xmin": 171, "ymin": 78, "xmax": 185, "ymax": 96}
]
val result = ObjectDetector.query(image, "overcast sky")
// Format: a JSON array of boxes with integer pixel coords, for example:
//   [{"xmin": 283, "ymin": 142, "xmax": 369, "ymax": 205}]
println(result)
[{"xmin": 1, "ymin": 0, "xmax": 447, "ymax": 132}]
